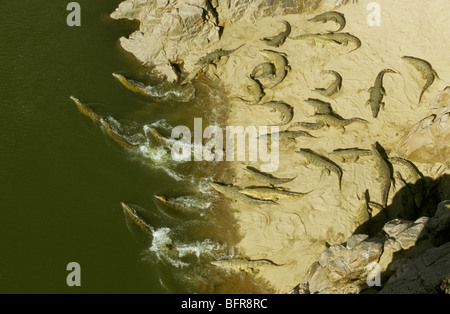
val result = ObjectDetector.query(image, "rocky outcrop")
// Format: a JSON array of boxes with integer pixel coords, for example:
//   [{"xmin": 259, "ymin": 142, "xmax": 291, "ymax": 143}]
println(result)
[
  {"xmin": 380, "ymin": 242, "xmax": 450, "ymax": 294},
  {"xmin": 294, "ymin": 201, "xmax": 450, "ymax": 294},
  {"xmin": 111, "ymin": 0, "xmax": 221, "ymax": 82},
  {"xmin": 110, "ymin": 0, "xmax": 324, "ymax": 81},
  {"xmin": 214, "ymin": 0, "xmax": 321, "ymax": 25},
  {"xmin": 396, "ymin": 87, "xmax": 450, "ymax": 165}
]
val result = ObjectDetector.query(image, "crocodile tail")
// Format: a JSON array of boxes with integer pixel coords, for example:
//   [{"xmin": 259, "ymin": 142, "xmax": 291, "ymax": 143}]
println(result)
[
  {"xmin": 433, "ymin": 70, "xmax": 440, "ymax": 80},
  {"xmin": 236, "ymin": 96, "xmax": 259, "ymax": 105},
  {"xmin": 382, "ymin": 69, "xmax": 397, "ymax": 74},
  {"xmin": 352, "ymin": 117, "xmax": 369, "ymax": 124},
  {"xmin": 419, "ymin": 74, "xmax": 436, "ymax": 103}
]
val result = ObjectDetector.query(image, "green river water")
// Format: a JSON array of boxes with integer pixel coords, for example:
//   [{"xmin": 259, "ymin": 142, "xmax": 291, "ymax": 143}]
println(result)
[{"xmin": 0, "ymin": 0, "xmax": 265, "ymax": 294}]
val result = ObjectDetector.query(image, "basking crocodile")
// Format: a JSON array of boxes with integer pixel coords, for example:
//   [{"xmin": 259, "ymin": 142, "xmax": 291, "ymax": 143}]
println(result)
[
  {"xmin": 291, "ymin": 33, "xmax": 341, "ymax": 47},
  {"xmin": 261, "ymin": 101, "xmax": 294, "ymax": 126},
  {"xmin": 195, "ymin": 45, "xmax": 244, "ymax": 67},
  {"xmin": 237, "ymin": 75, "xmax": 264, "ymax": 105},
  {"xmin": 113, "ymin": 73, "xmax": 149, "ymax": 97},
  {"xmin": 211, "ymin": 258, "xmax": 282, "ymax": 271},
  {"xmin": 296, "ymin": 148, "xmax": 343, "ymax": 190},
  {"xmin": 367, "ymin": 201, "xmax": 384, "ymax": 214},
  {"xmin": 356, "ymin": 190, "xmax": 372, "ymax": 228},
  {"xmin": 305, "ymin": 98, "xmax": 333, "ymax": 115},
  {"xmin": 314, "ymin": 113, "xmax": 368, "ymax": 131},
  {"xmin": 259, "ymin": 130, "xmax": 316, "ymax": 144},
  {"xmin": 261, "ymin": 20, "xmax": 291, "ymax": 47},
  {"xmin": 329, "ymin": 148, "xmax": 372, "ymax": 162},
  {"xmin": 402, "ymin": 56, "xmax": 439, "ymax": 104},
  {"xmin": 210, "ymin": 182, "xmax": 275, "ymax": 205},
  {"xmin": 245, "ymin": 166, "xmax": 296, "ymax": 186},
  {"xmin": 100, "ymin": 118, "xmax": 139, "ymax": 150},
  {"xmin": 366, "ymin": 69, "xmax": 397, "ymax": 118},
  {"xmin": 180, "ymin": 66, "xmax": 205, "ymax": 86},
  {"xmin": 251, "ymin": 62, "xmax": 276, "ymax": 80},
  {"xmin": 180, "ymin": 45, "xmax": 244, "ymax": 85},
  {"xmin": 289, "ymin": 121, "xmax": 326, "ymax": 131},
  {"xmin": 308, "ymin": 11, "xmax": 346, "ymax": 33},
  {"xmin": 317, "ymin": 32, "xmax": 361, "ymax": 53},
  {"xmin": 70, "ymin": 96, "xmax": 102, "ymax": 124},
  {"xmin": 314, "ymin": 70, "xmax": 342, "ymax": 97},
  {"xmin": 121, "ymin": 202, "xmax": 153, "ymax": 235},
  {"xmin": 370, "ymin": 143, "xmax": 392, "ymax": 208},
  {"xmin": 260, "ymin": 50, "xmax": 290, "ymax": 88},
  {"xmin": 393, "ymin": 171, "xmax": 418, "ymax": 214},
  {"xmin": 389, "ymin": 157, "xmax": 424, "ymax": 208},
  {"xmin": 240, "ymin": 187, "xmax": 311, "ymax": 202}
]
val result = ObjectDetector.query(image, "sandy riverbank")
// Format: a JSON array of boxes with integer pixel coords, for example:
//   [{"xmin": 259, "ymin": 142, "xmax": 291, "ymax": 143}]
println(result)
[
  {"xmin": 200, "ymin": 0, "xmax": 450, "ymax": 293},
  {"xmin": 111, "ymin": 0, "xmax": 450, "ymax": 293}
]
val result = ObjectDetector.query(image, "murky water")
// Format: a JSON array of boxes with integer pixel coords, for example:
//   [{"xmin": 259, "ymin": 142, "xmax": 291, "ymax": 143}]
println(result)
[{"xmin": 0, "ymin": 0, "xmax": 269, "ymax": 294}]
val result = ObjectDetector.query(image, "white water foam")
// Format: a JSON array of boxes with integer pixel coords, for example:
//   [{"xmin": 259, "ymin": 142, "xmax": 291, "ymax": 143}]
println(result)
[
  {"xmin": 142, "ymin": 83, "xmax": 195, "ymax": 103},
  {"xmin": 176, "ymin": 239, "xmax": 223, "ymax": 259}
]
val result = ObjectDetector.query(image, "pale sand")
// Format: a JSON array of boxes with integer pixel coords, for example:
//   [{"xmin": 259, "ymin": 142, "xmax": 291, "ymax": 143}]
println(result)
[{"xmin": 187, "ymin": 0, "xmax": 450, "ymax": 293}]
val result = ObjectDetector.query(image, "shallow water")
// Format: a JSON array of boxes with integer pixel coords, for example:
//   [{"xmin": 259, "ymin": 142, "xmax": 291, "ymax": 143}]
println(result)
[{"xmin": 0, "ymin": 0, "xmax": 267, "ymax": 293}]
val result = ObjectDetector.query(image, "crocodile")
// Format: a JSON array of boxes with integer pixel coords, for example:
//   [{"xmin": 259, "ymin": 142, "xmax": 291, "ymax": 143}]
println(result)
[
  {"xmin": 240, "ymin": 187, "xmax": 311, "ymax": 202},
  {"xmin": 308, "ymin": 11, "xmax": 346, "ymax": 33},
  {"xmin": 195, "ymin": 45, "xmax": 244, "ymax": 67},
  {"xmin": 367, "ymin": 201, "xmax": 384, "ymax": 214},
  {"xmin": 112, "ymin": 73, "xmax": 149, "ymax": 97},
  {"xmin": 154, "ymin": 195, "xmax": 201, "ymax": 216},
  {"xmin": 211, "ymin": 258, "xmax": 282, "ymax": 271},
  {"xmin": 389, "ymin": 157, "xmax": 424, "ymax": 208},
  {"xmin": 210, "ymin": 182, "xmax": 275, "ymax": 205},
  {"xmin": 70, "ymin": 96, "xmax": 102, "ymax": 124},
  {"xmin": 144, "ymin": 125, "xmax": 172, "ymax": 147},
  {"xmin": 261, "ymin": 20, "xmax": 291, "ymax": 47},
  {"xmin": 314, "ymin": 70, "xmax": 342, "ymax": 97},
  {"xmin": 260, "ymin": 50, "xmax": 290, "ymax": 88},
  {"xmin": 291, "ymin": 33, "xmax": 342, "ymax": 47},
  {"xmin": 180, "ymin": 45, "xmax": 244, "ymax": 85},
  {"xmin": 251, "ymin": 62, "xmax": 276, "ymax": 80},
  {"xmin": 304, "ymin": 98, "xmax": 333, "ymax": 115},
  {"xmin": 179, "ymin": 66, "xmax": 205, "ymax": 86},
  {"xmin": 356, "ymin": 190, "xmax": 372, "ymax": 227},
  {"xmin": 100, "ymin": 118, "xmax": 139, "ymax": 150},
  {"xmin": 296, "ymin": 148, "xmax": 343, "ymax": 190},
  {"xmin": 317, "ymin": 32, "xmax": 361, "ymax": 53},
  {"xmin": 329, "ymin": 148, "xmax": 372, "ymax": 162},
  {"xmin": 370, "ymin": 143, "xmax": 392, "ymax": 208},
  {"xmin": 402, "ymin": 56, "xmax": 439, "ymax": 104},
  {"xmin": 121, "ymin": 202, "xmax": 153, "ymax": 235},
  {"xmin": 237, "ymin": 75, "xmax": 265, "ymax": 105},
  {"xmin": 314, "ymin": 113, "xmax": 368, "ymax": 131},
  {"xmin": 289, "ymin": 121, "xmax": 326, "ymax": 130},
  {"xmin": 366, "ymin": 69, "xmax": 397, "ymax": 118},
  {"xmin": 261, "ymin": 101, "xmax": 294, "ymax": 126},
  {"xmin": 393, "ymin": 171, "xmax": 418, "ymax": 215},
  {"xmin": 259, "ymin": 130, "xmax": 316, "ymax": 144},
  {"xmin": 245, "ymin": 166, "xmax": 296, "ymax": 186}
]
